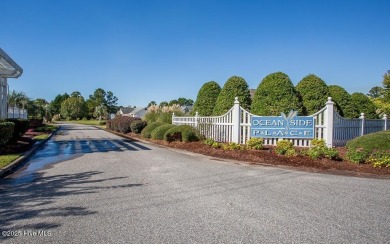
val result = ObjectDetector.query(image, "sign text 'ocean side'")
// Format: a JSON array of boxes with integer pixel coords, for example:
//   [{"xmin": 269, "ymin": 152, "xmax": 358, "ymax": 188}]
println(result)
[{"xmin": 251, "ymin": 111, "xmax": 315, "ymax": 139}]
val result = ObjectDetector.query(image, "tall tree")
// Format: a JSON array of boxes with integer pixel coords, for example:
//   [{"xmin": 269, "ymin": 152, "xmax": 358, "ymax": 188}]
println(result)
[
  {"xmin": 61, "ymin": 96, "xmax": 87, "ymax": 120},
  {"xmin": 383, "ymin": 70, "xmax": 390, "ymax": 102},
  {"xmin": 87, "ymin": 88, "xmax": 118, "ymax": 117},
  {"xmin": 50, "ymin": 93, "xmax": 69, "ymax": 115},
  {"xmin": 367, "ymin": 86, "xmax": 383, "ymax": 99},
  {"xmin": 148, "ymin": 101, "xmax": 157, "ymax": 107}
]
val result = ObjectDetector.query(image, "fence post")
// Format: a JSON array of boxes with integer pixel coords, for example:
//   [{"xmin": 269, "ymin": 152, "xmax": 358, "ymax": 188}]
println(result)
[
  {"xmin": 195, "ymin": 112, "xmax": 199, "ymax": 128},
  {"xmin": 325, "ymin": 97, "xmax": 334, "ymax": 148},
  {"xmin": 383, "ymin": 114, "xmax": 387, "ymax": 130},
  {"xmin": 232, "ymin": 97, "xmax": 241, "ymax": 144},
  {"xmin": 360, "ymin": 113, "xmax": 365, "ymax": 136},
  {"xmin": 172, "ymin": 112, "xmax": 175, "ymax": 125}
]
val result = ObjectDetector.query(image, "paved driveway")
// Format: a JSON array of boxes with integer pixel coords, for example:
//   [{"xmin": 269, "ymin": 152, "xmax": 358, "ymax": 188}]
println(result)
[{"xmin": 0, "ymin": 124, "xmax": 389, "ymax": 243}]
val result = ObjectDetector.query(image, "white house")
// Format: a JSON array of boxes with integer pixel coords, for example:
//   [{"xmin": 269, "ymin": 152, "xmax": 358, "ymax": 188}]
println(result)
[{"xmin": 0, "ymin": 48, "xmax": 23, "ymax": 119}]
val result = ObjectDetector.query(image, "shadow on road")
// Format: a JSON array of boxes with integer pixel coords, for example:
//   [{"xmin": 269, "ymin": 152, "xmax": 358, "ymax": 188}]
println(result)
[{"xmin": 0, "ymin": 171, "xmax": 142, "ymax": 241}]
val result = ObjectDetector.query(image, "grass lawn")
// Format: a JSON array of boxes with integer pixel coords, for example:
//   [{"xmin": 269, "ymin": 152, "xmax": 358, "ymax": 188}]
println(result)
[
  {"xmin": 65, "ymin": 120, "xmax": 106, "ymax": 126},
  {"xmin": 33, "ymin": 134, "xmax": 49, "ymax": 140},
  {"xmin": 0, "ymin": 154, "xmax": 21, "ymax": 168}
]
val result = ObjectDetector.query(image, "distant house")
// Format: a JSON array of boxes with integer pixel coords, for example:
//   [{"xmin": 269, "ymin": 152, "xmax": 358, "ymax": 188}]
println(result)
[
  {"xmin": 129, "ymin": 107, "xmax": 147, "ymax": 118},
  {"xmin": 0, "ymin": 48, "xmax": 23, "ymax": 119},
  {"xmin": 117, "ymin": 107, "xmax": 135, "ymax": 116},
  {"xmin": 117, "ymin": 106, "xmax": 147, "ymax": 118},
  {"xmin": 180, "ymin": 105, "xmax": 193, "ymax": 114}
]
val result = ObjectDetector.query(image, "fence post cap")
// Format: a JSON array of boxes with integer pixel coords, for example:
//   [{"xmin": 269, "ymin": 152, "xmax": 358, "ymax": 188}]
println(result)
[
  {"xmin": 234, "ymin": 97, "xmax": 240, "ymax": 104},
  {"xmin": 326, "ymin": 97, "xmax": 334, "ymax": 104},
  {"xmin": 359, "ymin": 113, "xmax": 365, "ymax": 119},
  {"xmin": 172, "ymin": 112, "xmax": 175, "ymax": 117},
  {"xmin": 195, "ymin": 111, "xmax": 199, "ymax": 116},
  {"xmin": 384, "ymin": 114, "xmax": 388, "ymax": 119}
]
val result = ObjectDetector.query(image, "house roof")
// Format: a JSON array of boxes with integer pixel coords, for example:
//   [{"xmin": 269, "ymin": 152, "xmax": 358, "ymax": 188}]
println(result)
[
  {"xmin": 120, "ymin": 107, "xmax": 134, "ymax": 114},
  {"xmin": 0, "ymin": 48, "xmax": 23, "ymax": 78},
  {"xmin": 129, "ymin": 107, "xmax": 147, "ymax": 118}
]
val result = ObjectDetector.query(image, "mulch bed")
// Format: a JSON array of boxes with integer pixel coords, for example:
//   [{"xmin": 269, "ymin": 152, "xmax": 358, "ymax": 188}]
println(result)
[
  {"xmin": 0, "ymin": 129, "xmax": 46, "ymax": 155},
  {"xmin": 121, "ymin": 132, "xmax": 390, "ymax": 178}
]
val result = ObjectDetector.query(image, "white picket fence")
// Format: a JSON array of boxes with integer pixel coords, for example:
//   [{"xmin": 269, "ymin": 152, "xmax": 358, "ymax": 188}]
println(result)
[
  {"xmin": 172, "ymin": 97, "xmax": 388, "ymax": 147},
  {"xmin": 7, "ymin": 107, "xmax": 28, "ymax": 119}
]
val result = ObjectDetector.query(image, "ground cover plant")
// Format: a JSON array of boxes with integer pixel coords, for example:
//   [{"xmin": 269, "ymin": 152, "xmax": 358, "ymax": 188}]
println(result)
[{"xmin": 346, "ymin": 130, "xmax": 390, "ymax": 167}]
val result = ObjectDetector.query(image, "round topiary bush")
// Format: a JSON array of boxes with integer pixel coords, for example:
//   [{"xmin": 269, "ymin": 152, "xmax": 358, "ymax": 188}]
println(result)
[
  {"xmin": 164, "ymin": 125, "xmax": 201, "ymax": 142},
  {"xmin": 141, "ymin": 122, "xmax": 165, "ymax": 138},
  {"xmin": 213, "ymin": 76, "xmax": 251, "ymax": 115},
  {"xmin": 151, "ymin": 124, "xmax": 176, "ymax": 140},
  {"xmin": 328, "ymin": 85, "xmax": 354, "ymax": 118},
  {"xmin": 192, "ymin": 81, "xmax": 221, "ymax": 116},
  {"xmin": 350, "ymin": 92, "xmax": 378, "ymax": 119},
  {"xmin": 251, "ymin": 72, "xmax": 302, "ymax": 115},
  {"xmin": 296, "ymin": 74, "xmax": 330, "ymax": 115},
  {"xmin": 130, "ymin": 120, "xmax": 147, "ymax": 134},
  {"xmin": 346, "ymin": 130, "xmax": 390, "ymax": 163}
]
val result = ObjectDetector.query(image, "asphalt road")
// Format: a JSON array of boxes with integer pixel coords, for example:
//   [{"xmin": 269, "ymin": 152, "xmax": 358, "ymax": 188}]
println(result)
[{"xmin": 0, "ymin": 124, "xmax": 389, "ymax": 243}]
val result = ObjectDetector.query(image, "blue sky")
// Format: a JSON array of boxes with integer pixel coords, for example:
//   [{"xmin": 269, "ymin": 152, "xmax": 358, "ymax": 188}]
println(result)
[{"xmin": 2, "ymin": 0, "xmax": 389, "ymax": 107}]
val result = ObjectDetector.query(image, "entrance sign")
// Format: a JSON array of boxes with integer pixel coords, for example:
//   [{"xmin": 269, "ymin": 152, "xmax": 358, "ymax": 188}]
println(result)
[{"xmin": 251, "ymin": 111, "xmax": 315, "ymax": 139}]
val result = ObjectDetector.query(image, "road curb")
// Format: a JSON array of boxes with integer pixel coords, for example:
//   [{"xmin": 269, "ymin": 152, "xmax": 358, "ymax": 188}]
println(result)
[{"xmin": 0, "ymin": 126, "xmax": 61, "ymax": 178}]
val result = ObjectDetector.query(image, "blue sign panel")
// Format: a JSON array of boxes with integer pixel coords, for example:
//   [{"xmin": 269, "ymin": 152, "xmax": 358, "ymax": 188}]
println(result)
[{"xmin": 251, "ymin": 111, "xmax": 315, "ymax": 139}]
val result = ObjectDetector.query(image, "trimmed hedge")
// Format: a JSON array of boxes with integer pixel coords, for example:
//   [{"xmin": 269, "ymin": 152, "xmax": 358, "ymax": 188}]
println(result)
[
  {"xmin": 346, "ymin": 130, "xmax": 390, "ymax": 163},
  {"xmin": 164, "ymin": 125, "xmax": 201, "ymax": 142},
  {"xmin": 6, "ymin": 118, "xmax": 30, "ymax": 139},
  {"xmin": 151, "ymin": 124, "xmax": 176, "ymax": 140},
  {"xmin": 350, "ymin": 92, "xmax": 378, "ymax": 119},
  {"xmin": 107, "ymin": 116, "xmax": 141, "ymax": 134},
  {"xmin": 251, "ymin": 72, "xmax": 302, "ymax": 115},
  {"xmin": 0, "ymin": 122, "xmax": 15, "ymax": 146},
  {"xmin": 130, "ymin": 120, "xmax": 148, "ymax": 134},
  {"xmin": 192, "ymin": 81, "xmax": 221, "ymax": 116},
  {"xmin": 141, "ymin": 122, "xmax": 165, "ymax": 138},
  {"xmin": 296, "ymin": 74, "xmax": 330, "ymax": 115},
  {"xmin": 328, "ymin": 85, "xmax": 354, "ymax": 118},
  {"xmin": 213, "ymin": 76, "xmax": 251, "ymax": 115}
]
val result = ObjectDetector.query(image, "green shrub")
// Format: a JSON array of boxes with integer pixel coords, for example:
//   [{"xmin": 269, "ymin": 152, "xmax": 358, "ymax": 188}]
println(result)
[
  {"xmin": 130, "ymin": 120, "xmax": 147, "ymax": 134},
  {"xmin": 108, "ymin": 116, "xmax": 141, "ymax": 134},
  {"xmin": 192, "ymin": 81, "xmax": 222, "ymax": 116},
  {"xmin": 222, "ymin": 142, "xmax": 245, "ymax": 150},
  {"xmin": 212, "ymin": 142, "xmax": 221, "ymax": 148},
  {"xmin": 275, "ymin": 140, "xmax": 295, "ymax": 155},
  {"xmin": 350, "ymin": 92, "xmax": 378, "ymax": 119},
  {"xmin": 246, "ymin": 138, "xmax": 264, "ymax": 150},
  {"xmin": 6, "ymin": 119, "xmax": 30, "ymax": 139},
  {"xmin": 156, "ymin": 112, "xmax": 174, "ymax": 124},
  {"xmin": 296, "ymin": 74, "xmax": 330, "ymax": 115},
  {"xmin": 164, "ymin": 125, "xmax": 200, "ymax": 142},
  {"xmin": 346, "ymin": 130, "xmax": 390, "ymax": 163},
  {"xmin": 141, "ymin": 122, "xmax": 165, "ymax": 138},
  {"xmin": 0, "ymin": 122, "xmax": 15, "ymax": 146},
  {"xmin": 151, "ymin": 124, "xmax": 175, "ymax": 140},
  {"xmin": 251, "ymin": 72, "xmax": 302, "ymax": 115},
  {"xmin": 328, "ymin": 85, "xmax": 354, "ymax": 118},
  {"xmin": 203, "ymin": 138, "xmax": 215, "ymax": 146},
  {"xmin": 213, "ymin": 76, "xmax": 252, "ymax": 115},
  {"xmin": 308, "ymin": 139, "xmax": 339, "ymax": 160}
]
